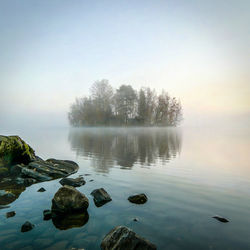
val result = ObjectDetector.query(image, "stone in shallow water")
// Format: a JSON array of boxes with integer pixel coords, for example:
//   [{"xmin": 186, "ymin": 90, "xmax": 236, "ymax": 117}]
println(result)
[
  {"xmin": 91, "ymin": 188, "xmax": 112, "ymax": 207},
  {"xmin": 6, "ymin": 211, "xmax": 16, "ymax": 218},
  {"xmin": 213, "ymin": 215, "xmax": 229, "ymax": 223},
  {"xmin": 101, "ymin": 226, "xmax": 156, "ymax": 250},
  {"xmin": 37, "ymin": 187, "xmax": 46, "ymax": 192},
  {"xmin": 59, "ymin": 177, "xmax": 86, "ymax": 187},
  {"xmin": 52, "ymin": 185, "xmax": 89, "ymax": 214},
  {"xmin": 128, "ymin": 193, "xmax": 148, "ymax": 204},
  {"xmin": 21, "ymin": 221, "xmax": 34, "ymax": 232}
]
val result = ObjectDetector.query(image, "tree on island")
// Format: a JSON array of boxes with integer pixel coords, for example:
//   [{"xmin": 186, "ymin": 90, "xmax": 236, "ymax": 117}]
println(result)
[{"xmin": 68, "ymin": 79, "xmax": 182, "ymax": 127}]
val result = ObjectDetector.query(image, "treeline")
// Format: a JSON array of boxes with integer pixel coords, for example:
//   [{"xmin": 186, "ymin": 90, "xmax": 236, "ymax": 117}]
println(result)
[{"xmin": 68, "ymin": 80, "xmax": 182, "ymax": 127}]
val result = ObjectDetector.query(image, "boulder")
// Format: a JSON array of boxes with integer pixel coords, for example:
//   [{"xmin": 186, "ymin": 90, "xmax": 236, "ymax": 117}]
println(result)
[
  {"xmin": 91, "ymin": 188, "xmax": 112, "ymax": 207},
  {"xmin": 101, "ymin": 226, "xmax": 156, "ymax": 250},
  {"xmin": 52, "ymin": 185, "xmax": 89, "ymax": 214},
  {"xmin": 0, "ymin": 135, "xmax": 35, "ymax": 166},
  {"xmin": 21, "ymin": 221, "xmax": 34, "ymax": 232},
  {"xmin": 59, "ymin": 177, "xmax": 86, "ymax": 187},
  {"xmin": 128, "ymin": 193, "xmax": 147, "ymax": 204}
]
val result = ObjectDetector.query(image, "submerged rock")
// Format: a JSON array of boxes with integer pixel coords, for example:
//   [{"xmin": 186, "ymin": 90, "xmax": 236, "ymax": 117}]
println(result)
[
  {"xmin": 213, "ymin": 215, "xmax": 229, "ymax": 223},
  {"xmin": 52, "ymin": 185, "xmax": 89, "ymax": 214},
  {"xmin": 43, "ymin": 209, "xmax": 52, "ymax": 220},
  {"xmin": 101, "ymin": 226, "xmax": 156, "ymax": 250},
  {"xmin": 21, "ymin": 221, "xmax": 34, "ymax": 232},
  {"xmin": 6, "ymin": 211, "xmax": 16, "ymax": 218},
  {"xmin": 59, "ymin": 177, "xmax": 86, "ymax": 187},
  {"xmin": 91, "ymin": 188, "xmax": 112, "ymax": 207},
  {"xmin": 37, "ymin": 187, "xmax": 46, "ymax": 192},
  {"xmin": 128, "ymin": 193, "xmax": 148, "ymax": 204}
]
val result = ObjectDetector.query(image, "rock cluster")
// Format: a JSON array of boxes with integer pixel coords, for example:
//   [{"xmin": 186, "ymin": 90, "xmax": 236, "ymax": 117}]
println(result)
[
  {"xmin": 0, "ymin": 135, "xmax": 79, "ymax": 206},
  {"xmin": 1, "ymin": 135, "xmax": 157, "ymax": 247}
]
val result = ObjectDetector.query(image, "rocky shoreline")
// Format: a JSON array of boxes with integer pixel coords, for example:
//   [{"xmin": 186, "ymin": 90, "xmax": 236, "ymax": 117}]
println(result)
[
  {"xmin": 1, "ymin": 135, "xmax": 230, "ymax": 249},
  {"xmin": 0, "ymin": 135, "xmax": 157, "ymax": 249}
]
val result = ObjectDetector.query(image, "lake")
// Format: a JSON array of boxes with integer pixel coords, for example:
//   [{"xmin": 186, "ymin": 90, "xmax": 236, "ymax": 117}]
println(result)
[{"xmin": 0, "ymin": 126, "xmax": 250, "ymax": 250}]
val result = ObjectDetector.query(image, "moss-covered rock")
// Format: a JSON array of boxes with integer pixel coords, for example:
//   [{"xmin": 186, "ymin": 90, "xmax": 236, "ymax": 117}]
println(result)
[{"xmin": 0, "ymin": 135, "xmax": 35, "ymax": 166}]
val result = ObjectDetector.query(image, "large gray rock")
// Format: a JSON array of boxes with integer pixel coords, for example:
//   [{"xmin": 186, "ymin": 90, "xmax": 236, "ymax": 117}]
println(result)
[
  {"xmin": 52, "ymin": 185, "xmax": 89, "ymax": 214},
  {"xmin": 91, "ymin": 188, "xmax": 112, "ymax": 207},
  {"xmin": 101, "ymin": 226, "xmax": 157, "ymax": 250}
]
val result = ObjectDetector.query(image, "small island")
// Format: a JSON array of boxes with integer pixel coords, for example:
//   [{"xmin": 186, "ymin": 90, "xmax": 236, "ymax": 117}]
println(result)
[{"xmin": 68, "ymin": 80, "xmax": 182, "ymax": 127}]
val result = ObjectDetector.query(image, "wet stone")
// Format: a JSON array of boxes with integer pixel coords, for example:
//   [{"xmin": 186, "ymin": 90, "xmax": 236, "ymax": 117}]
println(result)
[
  {"xmin": 91, "ymin": 188, "xmax": 112, "ymax": 207},
  {"xmin": 37, "ymin": 187, "xmax": 46, "ymax": 192},
  {"xmin": 101, "ymin": 226, "xmax": 156, "ymax": 250},
  {"xmin": 6, "ymin": 211, "xmax": 16, "ymax": 218},
  {"xmin": 59, "ymin": 177, "xmax": 86, "ymax": 187},
  {"xmin": 21, "ymin": 221, "xmax": 34, "ymax": 232},
  {"xmin": 52, "ymin": 185, "xmax": 89, "ymax": 214},
  {"xmin": 128, "ymin": 193, "xmax": 148, "ymax": 204}
]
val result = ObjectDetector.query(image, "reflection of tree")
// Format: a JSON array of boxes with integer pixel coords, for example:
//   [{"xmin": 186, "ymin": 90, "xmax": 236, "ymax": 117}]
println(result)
[{"xmin": 68, "ymin": 128, "xmax": 182, "ymax": 173}]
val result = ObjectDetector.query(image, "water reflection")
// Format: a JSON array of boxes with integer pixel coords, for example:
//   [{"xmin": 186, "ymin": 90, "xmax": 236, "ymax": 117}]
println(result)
[
  {"xmin": 52, "ymin": 211, "xmax": 89, "ymax": 230},
  {"xmin": 68, "ymin": 127, "xmax": 182, "ymax": 173}
]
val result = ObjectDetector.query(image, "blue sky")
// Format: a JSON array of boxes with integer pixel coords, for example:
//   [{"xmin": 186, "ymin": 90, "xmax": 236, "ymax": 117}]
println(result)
[{"xmin": 0, "ymin": 0, "xmax": 249, "ymax": 127}]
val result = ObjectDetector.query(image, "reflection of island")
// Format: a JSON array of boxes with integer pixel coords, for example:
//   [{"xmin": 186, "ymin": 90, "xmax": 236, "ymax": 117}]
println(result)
[{"xmin": 68, "ymin": 128, "xmax": 182, "ymax": 173}]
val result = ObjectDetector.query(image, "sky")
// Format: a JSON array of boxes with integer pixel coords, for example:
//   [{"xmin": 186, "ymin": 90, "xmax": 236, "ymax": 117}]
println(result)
[{"xmin": 0, "ymin": 0, "xmax": 249, "ymax": 128}]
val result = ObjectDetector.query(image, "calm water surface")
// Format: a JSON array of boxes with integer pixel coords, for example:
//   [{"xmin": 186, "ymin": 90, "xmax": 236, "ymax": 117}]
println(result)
[{"xmin": 0, "ymin": 126, "xmax": 250, "ymax": 250}]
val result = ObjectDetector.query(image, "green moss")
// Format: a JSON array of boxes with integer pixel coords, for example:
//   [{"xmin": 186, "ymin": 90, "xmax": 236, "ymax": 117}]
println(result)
[{"xmin": 0, "ymin": 135, "xmax": 35, "ymax": 165}]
